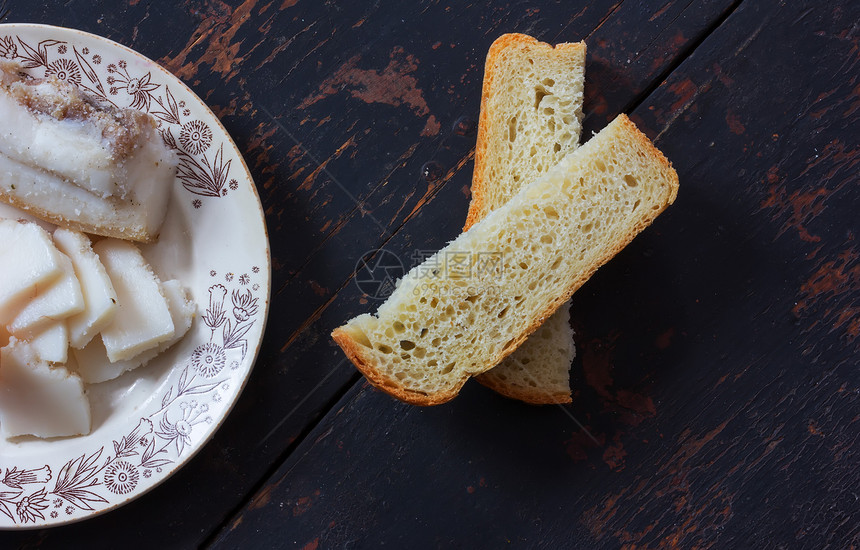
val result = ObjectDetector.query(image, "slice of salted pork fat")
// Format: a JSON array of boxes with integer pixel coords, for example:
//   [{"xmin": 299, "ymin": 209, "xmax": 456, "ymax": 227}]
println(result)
[
  {"xmin": 26, "ymin": 321, "xmax": 70, "ymax": 364},
  {"xmin": 7, "ymin": 251, "xmax": 83, "ymax": 340},
  {"xmin": 52, "ymin": 228, "xmax": 118, "ymax": 349},
  {"xmin": 0, "ymin": 218, "xmax": 65, "ymax": 326},
  {"xmin": 93, "ymin": 238, "xmax": 175, "ymax": 362},
  {"xmin": 0, "ymin": 61, "xmax": 178, "ymax": 243},
  {"xmin": 73, "ymin": 279, "xmax": 195, "ymax": 383},
  {"xmin": 0, "ymin": 339, "xmax": 91, "ymax": 439}
]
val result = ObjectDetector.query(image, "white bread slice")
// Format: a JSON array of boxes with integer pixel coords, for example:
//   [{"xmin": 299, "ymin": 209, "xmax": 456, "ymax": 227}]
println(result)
[
  {"xmin": 476, "ymin": 303, "xmax": 575, "ymax": 404},
  {"xmin": 464, "ymin": 34, "xmax": 586, "ymax": 228},
  {"xmin": 464, "ymin": 33, "xmax": 585, "ymax": 404},
  {"xmin": 332, "ymin": 115, "xmax": 678, "ymax": 405}
]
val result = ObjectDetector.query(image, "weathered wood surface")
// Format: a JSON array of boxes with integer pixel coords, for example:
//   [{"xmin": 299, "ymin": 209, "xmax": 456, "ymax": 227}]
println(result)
[
  {"xmin": 1, "ymin": 0, "xmax": 858, "ymax": 548},
  {"xmin": 210, "ymin": 0, "xmax": 860, "ymax": 548}
]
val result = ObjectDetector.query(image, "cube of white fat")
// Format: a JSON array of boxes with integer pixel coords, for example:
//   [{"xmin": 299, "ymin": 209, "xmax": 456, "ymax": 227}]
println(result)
[
  {"xmin": 27, "ymin": 321, "xmax": 69, "ymax": 364},
  {"xmin": 73, "ymin": 280, "xmax": 195, "ymax": 383},
  {"xmin": 0, "ymin": 339, "xmax": 91, "ymax": 438},
  {"xmin": 52, "ymin": 229, "xmax": 118, "ymax": 349},
  {"xmin": 0, "ymin": 219, "xmax": 64, "ymax": 325},
  {"xmin": 94, "ymin": 239, "xmax": 174, "ymax": 362},
  {"xmin": 8, "ymin": 251, "xmax": 83, "ymax": 338}
]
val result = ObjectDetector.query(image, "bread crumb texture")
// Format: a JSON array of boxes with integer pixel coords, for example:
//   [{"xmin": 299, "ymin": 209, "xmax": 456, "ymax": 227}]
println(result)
[
  {"xmin": 333, "ymin": 115, "xmax": 678, "ymax": 404},
  {"xmin": 467, "ymin": 33, "xmax": 586, "ymax": 404},
  {"xmin": 466, "ymin": 34, "xmax": 587, "ymax": 229}
]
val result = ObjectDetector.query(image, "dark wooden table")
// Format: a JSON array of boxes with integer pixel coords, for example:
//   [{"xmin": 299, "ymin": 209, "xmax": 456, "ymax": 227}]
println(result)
[{"xmin": 2, "ymin": 1, "xmax": 858, "ymax": 548}]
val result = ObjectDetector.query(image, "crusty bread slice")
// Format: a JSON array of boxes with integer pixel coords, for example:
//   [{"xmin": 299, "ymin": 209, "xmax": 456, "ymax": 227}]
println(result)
[
  {"xmin": 332, "ymin": 115, "xmax": 678, "ymax": 405},
  {"xmin": 475, "ymin": 304, "xmax": 575, "ymax": 404},
  {"xmin": 464, "ymin": 34, "xmax": 586, "ymax": 228},
  {"xmin": 464, "ymin": 33, "xmax": 585, "ymax": 404}
]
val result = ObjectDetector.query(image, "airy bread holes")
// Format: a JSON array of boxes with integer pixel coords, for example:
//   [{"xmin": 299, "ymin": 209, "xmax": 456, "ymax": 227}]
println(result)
[
  {"xmin": 534, "ymin": 85, "xmax": 550, "ymax": 110},
  {"xmin": 353, "ymin": 329, "xmax": 372, "ymax": 348}
]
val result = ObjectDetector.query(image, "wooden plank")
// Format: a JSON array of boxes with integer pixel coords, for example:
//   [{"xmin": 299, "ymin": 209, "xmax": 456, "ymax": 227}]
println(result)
[
  {"xmin": 258, "ymin": 0, "xmax": 741, "ymax": 457},
  {"xmin": 582, "ymin": 0, "xmax": 741, "ymax": 134},
  {"xmin": 207, "ymin": 0, "xmax": 860, "ymax": 547}
]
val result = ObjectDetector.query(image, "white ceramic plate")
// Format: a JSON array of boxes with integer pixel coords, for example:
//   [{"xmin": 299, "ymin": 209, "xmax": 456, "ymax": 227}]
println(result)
[{"xmin": 0, "ymin": 24, "xmax": 270, "ymax": 528}]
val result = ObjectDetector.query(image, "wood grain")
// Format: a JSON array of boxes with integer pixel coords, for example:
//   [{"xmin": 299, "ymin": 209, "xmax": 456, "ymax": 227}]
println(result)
[{"xmin": 210, "ymin": 0, "xmax": 860, "ymax": 547}]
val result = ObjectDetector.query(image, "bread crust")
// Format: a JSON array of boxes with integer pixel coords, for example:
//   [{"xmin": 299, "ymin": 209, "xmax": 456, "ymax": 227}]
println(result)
[
  {"xmin": 474, "ymin": 363, "xmax": 572, "ymax": 403},
  {"xmin": 333, "ymin": 114, "xmax": 678, "ymax": 405},
  {"xmin": 332, "ymin": 326, "xmax": 463, "ymax": 406},
  {"xmin": 464, "ymin": 34, "xmax": 587, "ymax": 232},
  {"xmin": 475, "ymin": 373, "xmax": 573, "ymax": 405}
]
